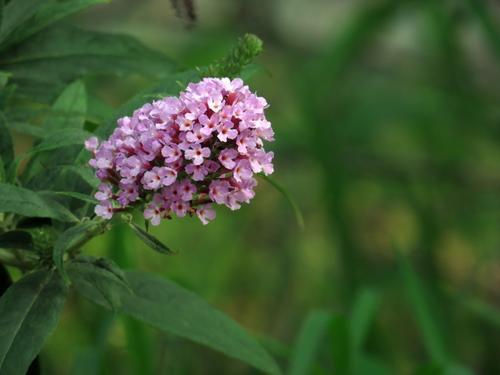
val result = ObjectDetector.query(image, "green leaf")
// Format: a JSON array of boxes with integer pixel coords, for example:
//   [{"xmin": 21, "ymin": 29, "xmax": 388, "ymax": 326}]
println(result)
[
  {"xmin": 260, "ymin": 175, "xmax": 304, "ymax": 230},
  {"xmin": 0, "ymin": 183, "xmax": 78, "ymax": 222},
  {"xmin": 25, "ymin": 129, "xmax": 90, "ymax": 157},
  {"xmin": 330, "ymin": 315, "xmax": 351, "ymax": 374},
  {"xmin": 128, "ymin": 222, "xmax": 174, "ymax": 255},
  {"xmin": 81, "ymin": 270, "xmax": 281, "ymax": 374},
  {"xmin": 42, "ymin": 80, "xmax": 87, "ymax": 132},
  {"xmin": 0, "ymin": 112, "xmax": 13, "ymax": 167},
  {"xmin": 288, "ymin": 310, "xmax": 332, "ymax": 375},
  {"xmin": 6, "ymin": 121, "xmax": 45, "ymax": 138},
  {"xmin": 0, "ymin": 269, "xmax": 67, "ymax": 375},
  {"xmin": 398, "ymin": 253, "xmax": 448, "ymax": 364},
  {"xmin": 40, "ymin": 191, "xmax": 97, "ymax": 205},
  {"xmin": 350, "ymin": 289, "xmax": 380, "ymax": 354},
  {"xmin": 53, "ymin": 220, "xmax": 108, "ymax": 281},
  {"xmin": 0, "ymin": 0, "xmax": 44, "ymax": 45},
  {"xmin": 0, "ymin": 230, "xmax": 33, "ymax": 251},
  {"xmin": 68, "ymin": 256, "xmax": 130, "ymax": 311},
  {"xmin": 2, "ymin": 0, "xmax": 109, "ymax": 49},
  {"xmin": 0, "ymin": 156, "xmax": 4, "ymax": 183},
  {"xmin": 1, "ymin": 26, "xmax": 177, "ymax": 84}
]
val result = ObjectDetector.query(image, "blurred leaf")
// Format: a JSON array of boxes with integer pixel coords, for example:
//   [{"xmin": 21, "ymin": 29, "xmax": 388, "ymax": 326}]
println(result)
[
  {"xmin": 63, "ymin": 165, "xmax": 99, "ymax": 188},
  {"xmin": 0, "ymin": 183, "xmax": 78, "ymax": 222},
  {"xmin": 2, "ymin": 0, "xmax": 109, "ymax": 49},
  {"xmin": 460, "ymin": 295, "xmax": 500, "ymax": 329},
  {"xmin": 42, "ymin": 80, "xmax": 87, "ymax": 132},
  {"xmin": 128, "ymin": 222, "xmax": 174, "ymax": 255},
  {"xmin": 330, "ymin": 315, "xmax": 350, "ymax": 374},
  {"xmin": 84, "ymin": 270, "xmax": 281, "ymax": 375},
  {"xmin": 53, "ymin": 220, "xmax": 107, "ymax": 281},
  {"xmin": 0, "ymin": 112, "xmax": 13, "ymax": 166},
  {"xmin": 6, "ymin": 121, "xmax": 45, "ymax": 138},
  {"xmin": 398, "ymin": 253, "xmax": 448, "ymax": 364},
  {"xmin": 350, "ymin": 289, "xmax": 380, "ymax": 354},
  {"xmin": 466, "ymin": 0, "xmax": 500, "ymax": 63},
  {"xmin": 0, "ymin": 0, "xmax": 43, "ymax": 45},
  {"xmin": 0, "ymin": 230, "xmax": 33, "ymax": 251},
  {"xmin": 1, "ymin": 26, "xmax": 177, "ymax": 84},
  {"xmin": 288, "ymin": 310, "xmax": 332, "ymax": 375},
  {"xmin": 0, "ymin": 156, "xmax": 4, "ymax": 183},
  {"xmin": 354, "ymin": 355, "xmax": 391, "ymax": 375},
  {"xmin": 0, "ymin": 268, "xmax": 67, "ymax": 375},
  {"xmin": 68, "ymin": 256, "xmax": 130, "ymax": 311},
  {"xmin": 261, "ymin": 175, "xmax": 304, "ymax": 230}
]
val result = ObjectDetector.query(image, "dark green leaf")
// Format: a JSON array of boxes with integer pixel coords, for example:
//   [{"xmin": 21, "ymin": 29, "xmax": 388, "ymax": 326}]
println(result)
[
  {"xmin": 129, "ymin": 222, "xmax": 174, "ymax": 255},
  {"xmin": 0, "ymin": 156, "xmax": 4, "ymax": 183},
  {"xmin": 2, "ymin": 0, "xmax": 109, "ymax": 49},
  {"xmin": 0, "ymin": 0, "xmax": 44, "ymax": 45},
  {"xmin": 350, "ymin": 289, "xmax": 380, "ymax": 354},
  {"xmin": 0, "ymin": 112, "xmax": 13, "ymax": 166},
  {"xmin": 1, "ymin": 26, "xmax": 176, "ymax": 84},
  {"xmin": 6, "ymin": 121, "xmax": 45, "ymax": 138},
  {"xmin": 90, "ymin": 271, "xmax": 281, "ymax": 374},
  {"xmin": 68, "ymin": 256, "xmax": 130, "ymax": 311},
  {"xmin": 26, "ymin": 129, "xmax": 90, "ymax": 156},
  {"xmin": 0, "ymin": 183, "xmax": 78, "ymax": 222},
  {"xmin": 330, "ymin": 315, "xmax": 350, "ymax": 374},
  {"xmin": 42, "ymin": 80, "xmax": 87, "ymax": 132},
  {"xmin": 0, "ymin": 269, "xmax": 67, "ymax": 375},
  {"xmin": 53, "ymin": 220, "xmax": 107, "ymax": 281},
  {"xmin": 0, "ymin": 230, "xmax": 33, "ymax": 251},
  {"xmin": 398, "ymin": 253, "xmax": 448, "ymax": 364},
  {"xmin": 288, "ymin": 310, "xmax": 332, "ymax": 375},
  {"xmin": 260, "ymin": 175, "xmax": 304, "ymax": 230},
  {"xmin": 40, "ymin": 191, "xmax": 97, "ymax": 205}
]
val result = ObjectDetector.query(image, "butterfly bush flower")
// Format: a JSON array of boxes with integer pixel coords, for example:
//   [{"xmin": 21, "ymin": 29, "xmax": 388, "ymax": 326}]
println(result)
[{"xmin": 86, "ymin": 77, "xmax": 274, "ymax": 225}]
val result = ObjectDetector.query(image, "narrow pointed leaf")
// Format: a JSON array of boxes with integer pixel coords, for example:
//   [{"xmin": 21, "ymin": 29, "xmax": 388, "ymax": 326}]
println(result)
[
  {"xmin": 78, "ymin": 270, "xmax": 281, "ymax": 374},
  {"xmin": 0, "ymin": 113, "xmax": 13, "ymax": 166},
  {"xmin": 42, "ymin": 80, "xmax": 87, "ymax": 132},
  {"xmin": 288, "ymin": 310, "xmax": 332, "ymax": 375},
  {"xmin": 0, "ymin": 183, "xmax": 78, "ymax": 222},
  {"xmin": 68, "ymin": 256, "xmax": 130, "ymax": 311},
  {"xmin": 2, "ymin": 26, "xmax": 176, "ymax": 84},
  {"xmin": 0, "ymin": 269, "xmax": 67, "ymax": 375},
  {"xmin": 0, "ymin": 0, "xmax": 43, "ymax": 44},
  {"xmin": 129, "ymin": 222, "xmax": 174, "ymax": 255},
  {"xmin": 261, "ymin": 175, "xmax": 304, "ymax": 229},
  {"xmin": 2, "ymin": 0, "xmax": 109, "ymax": 49}
]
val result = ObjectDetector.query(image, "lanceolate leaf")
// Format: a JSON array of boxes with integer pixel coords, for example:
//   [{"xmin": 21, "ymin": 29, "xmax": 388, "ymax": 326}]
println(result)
[
  {"xmin": 0, "ymin": 269, "xmax": 67, "ymax": 375},
  {"xmin": 77, "ymin": 270, "xmax": 281, "ymax": 375},
  {"xmin": 0, "ymin": 0, "xmax": 44, "ymax": 45},
  {"xmin": 40, "ymin": 191, "xmax": 98, "ymax": 205},
  {"xmin": 67, "ymin": 256, "xmax": 130, "ymax": 311},
  {"xmin": 128, "ymin": 223, "xmax": 174, "ymax": 255},
  {"xmin": 260, "ymin": 175, "xmax": 304, "ymax": 230},
  {"xmin": 1, "ymin": 0, "xmax": 109, "ymax": 49},
  {"xmin": 0, "ymin": 26, "xmax": 177, "ymax": 84},
  {"xmin": 26, "ymin": 129, "xmax": 90, "ymax": 156},
  {"xmin": 288, "ymin": 310, "xmax": 332, "ymax": 375},
  {"xmin": 0, "ymin": 113, "xmax": 13, "ymax": 166},
  {"xmin": 0, "ymin": 183, "xmax": 78, "ymax": 222},
  {"xmin": 42, "ymin": 80, "xmax": 87, "ymax": 132}
]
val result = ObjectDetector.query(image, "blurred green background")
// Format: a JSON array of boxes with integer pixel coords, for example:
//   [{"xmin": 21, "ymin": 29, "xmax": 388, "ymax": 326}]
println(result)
[{"xmin": 17, "ymin": 0, "xmax": 500, "ymax": 374}]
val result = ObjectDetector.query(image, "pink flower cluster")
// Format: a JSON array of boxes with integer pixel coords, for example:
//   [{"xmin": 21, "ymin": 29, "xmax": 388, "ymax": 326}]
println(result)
[{"xmin": 85, "ymin": 77, "xmax": 274, "ymax": 225}]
